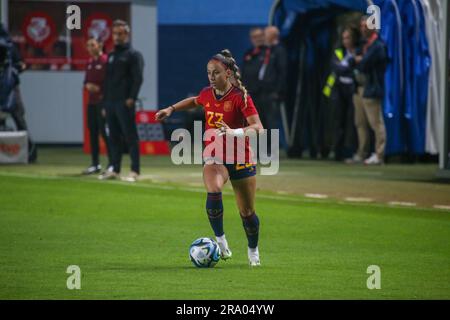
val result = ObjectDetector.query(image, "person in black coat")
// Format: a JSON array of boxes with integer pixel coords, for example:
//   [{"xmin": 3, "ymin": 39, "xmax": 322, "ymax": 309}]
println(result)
[
  {"xmin": 99, "ymin": 20, "xmax": 144, "ymax": 182},
  {"xmin": 253, "ymin": 26, "xmax": 287, "ymax": 155},
  {"xmin": 241, "ymin": 27, "xmax": 266, "ymax": 97}
]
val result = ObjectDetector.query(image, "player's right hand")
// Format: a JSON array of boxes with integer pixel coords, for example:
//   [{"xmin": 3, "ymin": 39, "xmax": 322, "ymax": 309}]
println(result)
[{"xmin": 155, "ymin": 108, "xmax": 173, "ymax": 121}]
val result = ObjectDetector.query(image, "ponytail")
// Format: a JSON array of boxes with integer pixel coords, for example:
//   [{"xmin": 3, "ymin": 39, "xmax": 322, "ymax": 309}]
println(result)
[{"xmin": 213, "ymin": 49, "xmax": 249, "ymax": 109}]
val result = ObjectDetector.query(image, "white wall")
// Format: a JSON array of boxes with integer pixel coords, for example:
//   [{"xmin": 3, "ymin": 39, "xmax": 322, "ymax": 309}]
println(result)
[
  {"xmin": 18, "ymin": 0, "xmax": 158, "ymax": 143},
  {"xmin": 1, "ymin": 0, "xmax": 8, "ymax": 25},
  {"xmin": 21, "ymin": 71, "xmax": 85, "ymax": 143},
  {"xmin": 439, "ymin": 0, "xmax": 449, "ymax": 170},
  {"xmin": 132, "ymin": 0, "xmax": 158, "ymax": 109}
]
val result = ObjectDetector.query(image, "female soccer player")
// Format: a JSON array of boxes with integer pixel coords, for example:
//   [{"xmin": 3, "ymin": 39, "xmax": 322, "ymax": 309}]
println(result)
[{"xmin": 155, "ymin": 49, "xmax": 264, "ymax": 266}]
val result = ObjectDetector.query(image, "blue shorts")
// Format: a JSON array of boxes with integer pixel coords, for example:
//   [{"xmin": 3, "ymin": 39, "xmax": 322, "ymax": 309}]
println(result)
[{"xmin": 225, "ymin": 163, "xmax": 257, "ymax": 181}]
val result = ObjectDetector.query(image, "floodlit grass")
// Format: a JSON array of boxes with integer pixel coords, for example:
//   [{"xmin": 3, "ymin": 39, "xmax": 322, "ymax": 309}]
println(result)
[{"xmin": 0, "ymin": 148, "xmax": 449, "ymax": 299}]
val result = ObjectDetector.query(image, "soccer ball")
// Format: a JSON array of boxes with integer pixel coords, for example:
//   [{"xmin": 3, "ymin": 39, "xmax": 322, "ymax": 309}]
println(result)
[{"xmin": 189, "ymin": 237, "xmax": 221, "ymax": 268}]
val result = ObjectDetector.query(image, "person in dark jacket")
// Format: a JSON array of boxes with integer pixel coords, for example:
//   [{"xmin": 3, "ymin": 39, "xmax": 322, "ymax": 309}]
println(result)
[
  {"xmin": 241, "ymin": 27, "xmax": 265, "ymax": 96},
  {"xmin": 99, "ymin": 20, "xmax": 144, "ymax": 182},
  {"xmin": 253, "ymin": 26, "xmax": 287, "ymax": 155},
  {"xmin": 324, "ymin": 26, "xmax": 360, "ymax": 162},
  {"xmin": 259, "ymin": 27, "xmax": 287, "ymax": 127},
  {"xmin": 351, "ymin": 16, "xmax": 387, "ymax": 165}
]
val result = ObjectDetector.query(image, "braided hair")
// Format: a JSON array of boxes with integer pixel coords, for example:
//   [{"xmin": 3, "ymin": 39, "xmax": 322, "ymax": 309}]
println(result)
[{"xmin": 211, "ymin": 49, "xmax": 249, "ymax": 109}]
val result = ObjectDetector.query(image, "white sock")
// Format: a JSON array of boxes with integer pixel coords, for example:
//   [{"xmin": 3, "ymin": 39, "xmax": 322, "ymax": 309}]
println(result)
[
  {"xmin": 248, "ymin": 246, "xmax": 259, "ymax": 255},
  {"xmin": 216, "ymin": 235, "xmax": 227, "ymax": 244}
]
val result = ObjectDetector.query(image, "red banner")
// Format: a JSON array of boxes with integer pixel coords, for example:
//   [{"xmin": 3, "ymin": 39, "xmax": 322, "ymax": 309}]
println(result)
[
  {"xmin": 135, "ymin": 111, "xmax": 171, "ymax": 155},
  {"xmin": 84, "ymin": 13, "xmax": 113, "ymax": 50},
  {"xmin": 21, "ymin": 11, "xmax": 57, "ymax": 49}
]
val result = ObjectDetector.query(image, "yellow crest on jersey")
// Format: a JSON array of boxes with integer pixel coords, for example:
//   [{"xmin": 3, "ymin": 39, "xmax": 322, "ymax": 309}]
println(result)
[{"xmin": 224, "ymin": 101, "xmax": 233, "ymax": 112}]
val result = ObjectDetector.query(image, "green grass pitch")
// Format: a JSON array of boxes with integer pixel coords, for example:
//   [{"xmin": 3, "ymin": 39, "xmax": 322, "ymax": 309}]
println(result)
[{"xmin": 0, "ymin": 149, "xmax": 449, "ymax": 299}]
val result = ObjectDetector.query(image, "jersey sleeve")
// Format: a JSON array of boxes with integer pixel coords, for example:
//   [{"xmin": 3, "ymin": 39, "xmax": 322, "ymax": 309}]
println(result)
[
  {"xmin": 240, "ymin": 94, "xmax": 259, "ymax": 118},
  {"xmin": 195, "ymin": 87, "xmax": 209, "ymax": 106}
]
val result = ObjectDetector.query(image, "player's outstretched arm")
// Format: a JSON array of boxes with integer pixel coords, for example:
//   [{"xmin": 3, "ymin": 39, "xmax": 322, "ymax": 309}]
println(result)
[{"xmin": 155, "ymin": 96, "xmax": 199, "ymax": 121}]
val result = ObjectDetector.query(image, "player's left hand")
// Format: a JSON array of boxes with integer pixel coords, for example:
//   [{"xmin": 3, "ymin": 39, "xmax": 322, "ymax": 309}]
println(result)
[
  {"xmin": 215, "ymin": 120, "xmax": 231, "ymax": 136},
  {"xmin": 155, "ymin": 107, "xmax": 173, "ymax": 121}
]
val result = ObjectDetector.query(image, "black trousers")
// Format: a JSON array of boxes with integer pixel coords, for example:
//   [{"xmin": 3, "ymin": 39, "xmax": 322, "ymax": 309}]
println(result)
[
  {"xmin": 105, "ymin": 101, "xmax": 140, "ymax": 174},
  {"xmin": 253, "ymin": 92, "xmax": 280, "ymax": 155},
  {"xmin": 331, "ymin": 83, "xmax": 357, "ymax": 160},
  {"xmin": 87, "ymin": 103, "xmax": 112, "ymax": 167}
]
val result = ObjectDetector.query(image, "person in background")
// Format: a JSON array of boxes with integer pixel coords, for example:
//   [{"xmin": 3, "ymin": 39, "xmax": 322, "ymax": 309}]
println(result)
[
  {"xmin": 0, "ymin": 23, "xmax": 37, "ymax": 162},
  {"xmin": 256, "ymin": 26, "xmax": 287, "ymax": 154},
  {"xmin": 323, "ymin": 26, "xmax": 360, "ymax": 162},
  {"xmin": 99, "ymin": 20, "xmax": 144, "ymax": 182},
  {"xmin": 350, "ymin": 16, "xmax": 387, "ymax": 165},
  {"xmin": 82, "ymin": 37, "xmax": 112, "ymax": 175},
  {"xmin": 242, "ymin": 27, "xmax": 265, "ymax": 97}
]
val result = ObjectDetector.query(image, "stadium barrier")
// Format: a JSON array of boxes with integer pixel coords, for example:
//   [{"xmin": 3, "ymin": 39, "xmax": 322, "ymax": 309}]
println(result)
[{"xmin": 0, "ymin": 131, "xmax": 28, "ymax": 164}]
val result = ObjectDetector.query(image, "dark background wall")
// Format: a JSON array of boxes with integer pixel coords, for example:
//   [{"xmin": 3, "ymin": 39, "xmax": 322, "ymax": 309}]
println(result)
[{"xmin": 158, "ymin": 0, "xmax": 274, "ymax": 107}]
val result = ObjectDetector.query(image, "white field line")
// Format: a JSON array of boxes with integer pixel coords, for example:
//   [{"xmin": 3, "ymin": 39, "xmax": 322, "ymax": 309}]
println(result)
[
  {"xmin": 187, "ymin": 173, "xmax": 203, "ymax": 177},
  {"xmin": 137, "ymin": 174, "xmax": 166, "ymax": 181},
  {"xmin": 304, "ymin": 193, "xmax": 329, "ymax": 199},
  {"xmin": 188, "ymin": 182, "xmax": 203, "ymax": 187},
  {"xmin": 0, "ymin": 171, "xmax": 448, "ymax": 213},
  {"xmin": 433, "ymin": 205, "xmax": 450, "ymax": 211},
  {"xmin": 388, "ymin": 201, "xmax": 417, "ymax": 207},
  {"xmin": 344, "ymin": 197, "xmax": 374, "ymax": 203}
]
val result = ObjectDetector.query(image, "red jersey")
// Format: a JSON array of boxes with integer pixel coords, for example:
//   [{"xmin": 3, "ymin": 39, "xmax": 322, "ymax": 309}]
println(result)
[
  {"xmin": 195, "ymin": 86, "xmax": 259, "ymax": 164},
  {"xmin": 84, "ymin": 53, "xmax": 108, "ymax": 105}
]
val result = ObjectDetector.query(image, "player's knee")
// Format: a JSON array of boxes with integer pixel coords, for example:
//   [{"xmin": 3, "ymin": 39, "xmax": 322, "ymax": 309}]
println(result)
[
  {"xmin": 239, "ymin": 208, "xmax": 254, "ymax": 218},
  {"xmin": 206, "ymin": 186, "xmax": 222, "ymax": 193}
]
